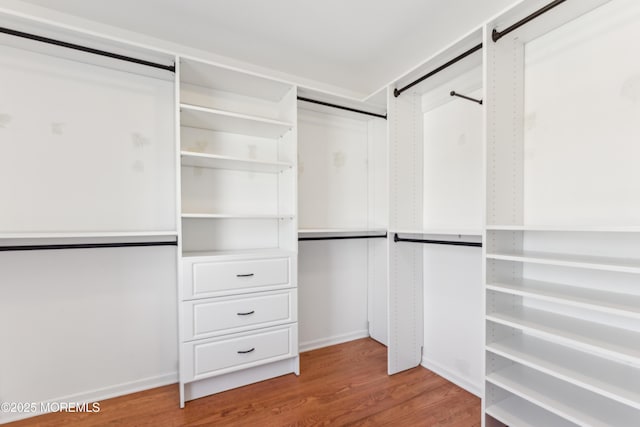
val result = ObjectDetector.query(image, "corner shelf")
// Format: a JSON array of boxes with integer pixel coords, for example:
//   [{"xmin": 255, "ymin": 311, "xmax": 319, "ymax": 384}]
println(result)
[
  {"xmin": 486, "ymin": 249, "xmax": 640, "ymax": 274},
  {"xmin": 487, "ymin": 334, "xmax": 640, "ymax": 409},
  {"xmin": 181, "ymin": 151, "xmax": 293, "ymax": 173},
  {"xmin": 486, "ymin": 306, "xmax": 640, "ymax": 365},
  {"xmin": 180, "ymin": 104, "xmax": 293, "ymax": 138},
  {"xmin": 487, "ymin": 279, "xmax": 640, "ymax": 319},
  {"xmin": 391, "ymin": 228, "xmax": 482, "ymax": 236},
  {"xmin": 486, "ymin": 365, "xmax": 640, "ymax": 427}
]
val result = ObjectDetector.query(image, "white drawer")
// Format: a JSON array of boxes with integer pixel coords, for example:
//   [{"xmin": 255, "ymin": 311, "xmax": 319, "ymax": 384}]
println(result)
[
  {"xmin": 182, "ymin": 289, "xmax": 297, "ymax": 340},
  {"xmin": 181, "ymin": 324, "xmax": 298, "ymax": 382},
  {"xmin": 184, "ymin": 256, "xmax": 292, "ymax": 299}
]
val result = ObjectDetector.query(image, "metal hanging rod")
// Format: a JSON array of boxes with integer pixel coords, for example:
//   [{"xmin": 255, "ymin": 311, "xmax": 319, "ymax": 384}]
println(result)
[
  {"xmin": 299, "ymin": 234, "xmax": 387, "ymax": 242},
  {"xmin": 394, "ymin": 43, "xmax": 482, "ymax": 98},
  {"xmin": 0, "ymin": 26, "xmax": 175, "ymax": 72},
  {"xmin": 492, "ymin": 0, "xmax": 566, "ymax": 42},
  {"xmin": 450, "ymin": 91, "xmax": 483, "ymax": 105},
  {"xmin": 297, "ymin": 96, "xmax": 387, "ymax": 120},
  {"xmin": 0, "ymin": 240, "xmax": 178, "ymax": 252},
  {"xmin": 393, "ymin": 233, "xmax": 482, "ymax": 248}
]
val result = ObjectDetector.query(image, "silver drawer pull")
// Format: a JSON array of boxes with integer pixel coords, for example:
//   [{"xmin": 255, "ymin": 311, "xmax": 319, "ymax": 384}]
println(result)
[
  {"xmin": 236, "ymin": 273, "xmax": 254, "ymax": 278},
  {"xmin": 237, "ymin": 348, "xmax": 255, "ymax": 354},
  {"xmin": 237, "ymin": 310, "xmax": 255, "ymax": 316}
]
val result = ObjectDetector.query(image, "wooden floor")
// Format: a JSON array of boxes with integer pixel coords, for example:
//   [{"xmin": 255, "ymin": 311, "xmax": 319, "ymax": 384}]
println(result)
[{"xmin": 10, "ymin": 338, "xmax": 480, "ymax": 426}]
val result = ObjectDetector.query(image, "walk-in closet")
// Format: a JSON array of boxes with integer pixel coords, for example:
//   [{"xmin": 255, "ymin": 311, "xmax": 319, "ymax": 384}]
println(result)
[{"xmin": 1, "ymin": 0, "xmax": 638, "ymax": 425}]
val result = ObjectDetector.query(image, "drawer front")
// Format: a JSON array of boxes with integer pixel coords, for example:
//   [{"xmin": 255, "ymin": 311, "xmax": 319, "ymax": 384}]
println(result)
[
  {"xmin": 181, "ymin": 324, "xmax": 298, "ymax": 381},
  {"xmin": 187, "ymin": 257, "xmax": 291, "ymax": 299},
  {"xmin": 182, "ymin": 289, "xmax": 297, "ymax": 340}
]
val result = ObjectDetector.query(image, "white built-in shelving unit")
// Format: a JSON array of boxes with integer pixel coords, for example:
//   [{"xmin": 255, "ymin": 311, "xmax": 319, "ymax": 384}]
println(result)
[
  {"xmin": 483, "ymin": 0, "xmax": 640, "ymax": 425},
  {"xmin": 177, "ymin": 57, "xmax": 299, "ymax": 406}
]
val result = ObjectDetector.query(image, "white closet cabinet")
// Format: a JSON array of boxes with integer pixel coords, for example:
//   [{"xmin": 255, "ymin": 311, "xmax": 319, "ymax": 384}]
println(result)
[
  {"xmin": 177, "ymin": 58, "xmax": 299, "ymax": 406},
  {"xmin": 387, "ymin": 29, "xmax": 484, "ymax": 396},
  {"xmin": 484, "ymin": 0, "xmax": 640, "ymax": 425},
  {"xmin": 297, "ymin": 94, "xmax": 388, "ymax": 350}
]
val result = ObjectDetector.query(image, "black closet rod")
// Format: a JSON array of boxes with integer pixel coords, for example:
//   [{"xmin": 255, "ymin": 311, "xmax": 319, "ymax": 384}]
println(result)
[
  {"xmin": 0, "ymin": 26, "xmax": 176, "ymax": 72},
  {"xmin": 393, "ymin": 43, "xmax": 482, "ymax": 98},
  {"xmin": 492, "ymin": 0, "xmax": 566, "ymax": 42},
  {"xmin": 299, "ymin": 234, "xmax": 387, "ymax": 241},
  {"xmin": 297, "ymin": 96, "xmax": 387, "ymax": 120},
  {"xmin": 0, "ymin": 240, "xmax": 178, "ymax": 252},
  {"xmin": 450, "ymin": 91, "xmax": 483, "ymax": 105},
  {"xmin": 393, "ymin": 233, "xmax": 482, "ymax": 248}
]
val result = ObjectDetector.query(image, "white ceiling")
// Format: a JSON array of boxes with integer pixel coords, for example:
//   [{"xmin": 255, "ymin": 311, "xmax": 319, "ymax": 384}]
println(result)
[{"xmin": 19, "ymin": 0, "xmax": 517, "ymax": 98}]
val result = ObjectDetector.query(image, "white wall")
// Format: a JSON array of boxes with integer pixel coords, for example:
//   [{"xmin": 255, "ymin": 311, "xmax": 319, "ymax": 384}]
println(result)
[
  {"xmin": 420, "ymin": 66, "xmax": 484, "ymax": 395},
  {"xmin": 0, "ymin": 247, "xmax": 178, "ymax": 423},
  {"xmin": 422, "ymin": 244, "xmax": 483, "ymax": 396},
  {"xmin": 298, "ymin": 240, "xmax": 370, "ymax": 351},
  {"xmin": 523, "ymin": 0, "xmax": 640, "ymax": 226}
]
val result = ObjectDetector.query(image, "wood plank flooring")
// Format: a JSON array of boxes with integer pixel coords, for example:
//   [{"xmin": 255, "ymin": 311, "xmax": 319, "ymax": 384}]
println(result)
[{"xmin": 8, "ymin": 338, "xmax": 480, "ymax": 426}]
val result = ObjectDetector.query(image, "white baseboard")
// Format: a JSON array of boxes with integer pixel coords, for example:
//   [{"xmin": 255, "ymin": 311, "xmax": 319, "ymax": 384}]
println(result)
[
  {"xmin": 0, "ymin": 372, "xmax": 178, "ymax": 424},
  {"xmin": 299, "ymin": 330, "xmax": 369, "ymax": 353},
  {"xmin": 184, "ymin": 357, "xmax": 299, "ymax": 403},
  {"xmin": 420, "ymin": 357, "xmax": 482, "ymax": 398}
]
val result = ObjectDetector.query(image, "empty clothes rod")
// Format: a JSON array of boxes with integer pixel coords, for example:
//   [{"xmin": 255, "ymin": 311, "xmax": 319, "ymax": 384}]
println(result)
[
  {"xmin": 0, "ymin": 26, "xmax": 175, "ymax": 72},
  {"xmin": 393, "ymin": 233, "xmax": 482, "ymax": 248},
  {"xmin": 393, "ymin": 43, "xmax": 482, "ymax": 97},
  {"xmin": 450, "ymin": 91, "xmax": 483, "ymax": 105},
  {"xmin": 299, "ymin": 234, "xmax": 387, "ymax": 241},
  {"xmin": 297, "ymin": 97, "xmax": 387, "ymax": 120},
  {"xmin": 0, "ymin": 240, "xmax": 178, "ymax": 252},
  {"xmin": 492, "ymin": 0, "xmax": 566, "ymax": 42}
]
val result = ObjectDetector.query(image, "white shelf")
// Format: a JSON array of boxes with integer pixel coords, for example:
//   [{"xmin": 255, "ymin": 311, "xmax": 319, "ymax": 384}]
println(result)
[
  {"xmin": 182, "ymin": 248, "xmax": 293, "ymax": 260},
  {"xmin": 180, "ymin": 58, "xmax": 292, "ymax": 102},
  {"xmin": 487, "ymin": 225, "xmax": 640, "ymax": 232},
  {"xmin": 486, "ymin": 365, "xmax": 640, "ymax": 427},
  {"xmin": 487, "ymin": 334, "xmax": 640, "ymax": 409},
  {"xmin": 485, "ymin": 395, "xmax": 576, "ymax": 427},
  {"xmin": 487, "ymin": 279, "xmax": 640, "ymax": 319},
  {"xmin": 180, "ymin": 104, "xmax": 293, "ymax": 138},
  {"xmin": 486, "ymin": 249, "xmax": 640, "ymax": 274},
  {"xmin": 182, "ymin": 213, "xmax": 294, "ymax": 220},
  {"xmin": 0, "ymin": 231, "xmax": 177, "ymax": 239},
  {"xmin": 391, "ymin": 228, "xmax": 482, "ymax": 236},
  {"xmin": 298, "ymin": 228, "xmax": 387, "ymax": 238},
  {"xmin": 486, "ymin": 306, "xmax": 640, "ymax": 366},
  {"xmin": 180, "ymin": 151, "xmax": 292, "ymax": 173}
]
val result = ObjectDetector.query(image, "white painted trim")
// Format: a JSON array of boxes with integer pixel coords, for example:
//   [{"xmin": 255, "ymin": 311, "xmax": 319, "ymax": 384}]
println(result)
[
  {"xmin": 299, "ymin": 330, "xmax": 369, "ymax": 353},
  {"xmin": 183, "ymin": 358, "xmax": 299, "ymax": 402},
  {"xmin": 421, "ymin": 357, "xmax": 483, "ymax": 398},
  {"xmin": 0, "ymin": 372, "xmax": 178, "ymax": 424}
]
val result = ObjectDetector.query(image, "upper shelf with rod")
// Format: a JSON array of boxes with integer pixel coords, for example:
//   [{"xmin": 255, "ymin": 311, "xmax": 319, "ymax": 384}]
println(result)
[
  {"xmin": 487, "ymin": 0, "xmax": 611, "ymax": 45},
  {"xmin": 392, "ymin": 28, "xmax": 483, "ymax": 98},
  {"xmin": 0, "ymin": 13, "xmax": 175, "ymax": 80}
]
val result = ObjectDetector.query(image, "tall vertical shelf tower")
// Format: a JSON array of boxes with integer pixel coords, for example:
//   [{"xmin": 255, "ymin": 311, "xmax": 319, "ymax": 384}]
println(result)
[
  {"xmin": 176, "ymin": 58, "xmax": 299, "ymax": 406},
  {"xmin": 483, "ymin": 0, "xmax": 640, "ymax": 426}
]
